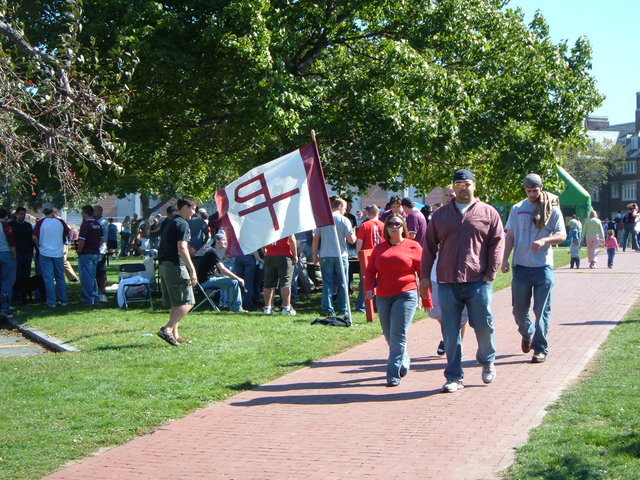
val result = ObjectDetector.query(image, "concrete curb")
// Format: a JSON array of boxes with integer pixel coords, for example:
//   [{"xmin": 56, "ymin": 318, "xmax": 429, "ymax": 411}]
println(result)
[{"xmin": 1, "ymin": 313, "xmax": 79, "ymax": 353}]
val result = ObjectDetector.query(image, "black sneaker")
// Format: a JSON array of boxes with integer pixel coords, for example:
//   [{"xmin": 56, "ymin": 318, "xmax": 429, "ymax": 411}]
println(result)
[
  {"xmin": 437, "ymin": 340, "xmax": 446, "ymax": 356},
  {"xmin": 157, "ymin": 328, "xmax": 179, "ymax": 346}
]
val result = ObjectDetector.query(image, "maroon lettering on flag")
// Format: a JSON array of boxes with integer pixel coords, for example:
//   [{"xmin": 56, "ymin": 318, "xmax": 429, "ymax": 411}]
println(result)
[{"xmin": 234, "ymin": 173, "xmax": 300, "ymax": 231}]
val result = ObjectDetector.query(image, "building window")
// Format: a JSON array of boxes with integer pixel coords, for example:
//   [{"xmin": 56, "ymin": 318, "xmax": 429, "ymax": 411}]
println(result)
[
  {"xmin": 622, "ymin": 183, "xmax": 636, "ymax": 202},
  {"xmin": 611, "ymin": 184, "xmax": 620, "ymax": 199},
  {"xmin": 623, "ymin": 160, "xmax": 637, "ymax": 175}
]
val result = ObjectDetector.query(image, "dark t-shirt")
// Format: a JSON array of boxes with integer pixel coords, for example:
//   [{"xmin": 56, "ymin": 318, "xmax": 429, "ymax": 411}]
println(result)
[
  {"xmin": 8, "ymin": 220, "xmax": 34, "ymax": 254},
  {"xmin": 78, "ymin": 218, "xmax": 104, "ymax": 255},
  {"xmin": 158, "ymin": 215, "xmax": 191, "ymax": 265},
  {"xmin": 197, "ymin": 249, "xmax": 224, "ymax": 283}
]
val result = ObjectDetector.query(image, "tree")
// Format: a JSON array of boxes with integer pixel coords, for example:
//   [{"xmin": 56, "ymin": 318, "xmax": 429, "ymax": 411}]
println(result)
[
  {"xmin": 6, "ymin": 0, "xmax": 603, "ymax": 205},
  {"xmin": 0, "ymin": 0, "xmax": 134, "ymax": 207},
  {"xmin": 561, "ymin": 140, "xmax": 626, "ymax": 195}
]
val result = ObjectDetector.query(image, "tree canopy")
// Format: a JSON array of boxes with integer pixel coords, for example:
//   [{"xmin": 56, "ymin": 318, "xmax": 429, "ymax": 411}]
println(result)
[
  {"xmin": 0, "ymin": 0, "xmax": 134, "ymax": 208},
  {"xmin": 3, "ymin": 0, "xmax": 603, "ymax": 206},
  {"xmin": 561, "ymin": 140, "xmax": 625, "ymax": 196}
]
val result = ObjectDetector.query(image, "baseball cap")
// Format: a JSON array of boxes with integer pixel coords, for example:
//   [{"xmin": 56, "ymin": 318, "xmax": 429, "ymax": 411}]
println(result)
[
  {"xmin": 453, "ymin": 169, "xmax": 475, "ymax": 182},
  {"xmin": 523, "ymin": 173, "xmax": 543, "ymax": 188}
]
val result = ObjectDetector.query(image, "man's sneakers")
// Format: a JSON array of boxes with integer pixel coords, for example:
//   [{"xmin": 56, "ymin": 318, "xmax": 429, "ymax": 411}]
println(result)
[
  {"xmin": 436, "ymin": 340, "xmax": 446, "ymax": 356},
  {"xmin": 482, "ymin": 363, "xmax": 496, "ymax": 384},
  {"xmin": 263, "ymin": 306, "xmax": 297, "ymax": 316},
  {"xmin": 441, "ymin": 380, "xmax": 464, "ymax": 393},
  {"xmin": 157, "ymin": 327, "xmax": 179, "ymax": 346},
  {"xmin": 98, "ymin": 294, "xmax": 108, "ymax": 303}
]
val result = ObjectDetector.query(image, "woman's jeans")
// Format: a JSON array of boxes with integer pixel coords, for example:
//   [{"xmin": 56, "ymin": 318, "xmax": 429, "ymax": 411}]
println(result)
[
  {"xmin": 622, "ymin": 224, "xmax": 638, "ymax": 251},
  {"xmin": 120, "ymin": 233, "xmax": 131, "ymax": 256},
  {"xmin": 376, "ymin": 289, "xmax": 418, "ymax": 383}
]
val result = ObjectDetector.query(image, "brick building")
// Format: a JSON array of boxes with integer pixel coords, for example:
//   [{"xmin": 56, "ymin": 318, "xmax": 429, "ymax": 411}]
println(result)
[{"xmin": 590, "ymin": 92, "xmax": 640, "ymax": 219}]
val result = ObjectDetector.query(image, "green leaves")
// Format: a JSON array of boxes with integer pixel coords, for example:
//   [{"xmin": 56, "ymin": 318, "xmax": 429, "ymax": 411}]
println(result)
[{"xmin": 1, "ymin": 0, "xmax": 603, "ymax": 205}]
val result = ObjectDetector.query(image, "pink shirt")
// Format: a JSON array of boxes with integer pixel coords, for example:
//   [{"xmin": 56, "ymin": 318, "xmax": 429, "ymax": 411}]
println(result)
[{"xmin": 604, "ymin": 237, "xmax": 619, "ymax": 250}]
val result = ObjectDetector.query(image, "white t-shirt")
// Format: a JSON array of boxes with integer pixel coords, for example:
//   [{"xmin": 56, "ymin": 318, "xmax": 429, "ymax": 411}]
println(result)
[
  {"xmin": 38, "ymin": 217, "xmax": 66, "ymax": 258},
  {"xmin": 505, "ymin": 199, "xmax": 565, "ymax": 267}
]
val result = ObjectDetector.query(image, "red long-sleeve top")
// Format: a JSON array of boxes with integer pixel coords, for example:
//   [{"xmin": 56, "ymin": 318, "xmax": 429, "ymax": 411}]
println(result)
[{"xmin": 364, "ymin": 239, "xmax": 427, "ymax": 300}]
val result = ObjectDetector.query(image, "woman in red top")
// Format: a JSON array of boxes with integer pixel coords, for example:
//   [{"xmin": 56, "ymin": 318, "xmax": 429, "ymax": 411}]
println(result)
[{"xmin": 365, "ymin": 214, "xmax": 431, "ymax": 386}]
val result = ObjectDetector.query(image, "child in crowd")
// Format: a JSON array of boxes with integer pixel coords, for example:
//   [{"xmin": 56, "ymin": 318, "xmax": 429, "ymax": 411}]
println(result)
[
  {"xmin": 604, "ymin": 229, "xmax": 619, "ymax": 269},
  {"xmin": 569, "ymin": 239, "xmax": 581, "ymax": 269}
]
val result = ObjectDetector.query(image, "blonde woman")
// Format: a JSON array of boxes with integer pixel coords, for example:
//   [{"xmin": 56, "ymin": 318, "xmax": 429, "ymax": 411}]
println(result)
[{"xmin": 581, "ymin": 210, "xmax": 605, "ymax": 268}]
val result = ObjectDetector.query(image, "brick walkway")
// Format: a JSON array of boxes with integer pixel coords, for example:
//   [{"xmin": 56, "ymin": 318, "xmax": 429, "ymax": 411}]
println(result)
[{"xmin": 44, "ymin": 251, "xmax": 640, "ymax": 480}]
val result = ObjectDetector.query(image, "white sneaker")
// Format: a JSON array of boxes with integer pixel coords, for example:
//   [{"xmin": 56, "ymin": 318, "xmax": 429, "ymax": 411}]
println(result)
[
  {"xmin": 441, "ymin": 380, "xmax": 464, "ymax": 393},
  {"xmin": 481, "ymin": 363, "xmax": 496, "ymax": 384},
  {"xmin": 281, "ymin": 306, "xmax": 296, "ymax": 316},
  {"xmin": 98, "ymin": 294, "xmax": 107, "ymax": 303},
  {"xmin": 262, "ymin": 306, "xmax": 273, "ymax": 315}
]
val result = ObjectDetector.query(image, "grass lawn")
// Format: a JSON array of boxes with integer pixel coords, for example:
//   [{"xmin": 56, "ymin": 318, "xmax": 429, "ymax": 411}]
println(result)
[
  {"xmin": 1, "ymin": 247, "xmax": 576, "ymax": 480},
  {"xmin": 503, "ymin": 303, "xmax": 640, "ymax": 480}
]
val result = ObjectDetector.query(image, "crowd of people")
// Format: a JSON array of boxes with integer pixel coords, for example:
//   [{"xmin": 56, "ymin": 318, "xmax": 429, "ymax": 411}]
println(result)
[{"xmin": 10, "ymin": 167, "xmax": 627, "ymax": 393}]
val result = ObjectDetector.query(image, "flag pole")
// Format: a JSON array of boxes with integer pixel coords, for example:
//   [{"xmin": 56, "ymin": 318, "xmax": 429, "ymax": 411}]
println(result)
[{"xmin": 312, "ymin": 130, "xmax": 353, "ymax": 324}]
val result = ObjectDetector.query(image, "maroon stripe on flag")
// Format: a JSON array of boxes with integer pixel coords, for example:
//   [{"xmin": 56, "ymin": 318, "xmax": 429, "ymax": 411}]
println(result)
[
  {"xmin": 300, "ymin": 142, "xmax": 334, "ymax": 227},
  {"xmin": 217, "ymin": 214, "xmax": 244, "ymax": 257},
  {"xmin": 215, "ymin": 188, "xmax": 229, "ymax": 217},
  {"xmin": 214, "ymin": 188, "xmax": 244, "ymax": 256}
]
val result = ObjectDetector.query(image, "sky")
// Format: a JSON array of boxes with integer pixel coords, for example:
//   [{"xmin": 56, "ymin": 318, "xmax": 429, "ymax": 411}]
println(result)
[{"xmin": 505, "ymin": 0, "xmax": 638, "ymax": 126}]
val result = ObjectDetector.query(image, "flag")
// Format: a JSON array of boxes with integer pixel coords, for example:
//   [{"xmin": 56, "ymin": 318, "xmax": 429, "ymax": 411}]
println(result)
[{"xmin": 215, "ymin": 141, "xmax": 334, "ymax": 257}]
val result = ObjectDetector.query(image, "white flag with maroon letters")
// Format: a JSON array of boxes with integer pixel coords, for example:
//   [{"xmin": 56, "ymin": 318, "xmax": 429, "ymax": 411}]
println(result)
[{"xmin": 215, "ymin": 142, "xmax": 333, "ymax": 257}]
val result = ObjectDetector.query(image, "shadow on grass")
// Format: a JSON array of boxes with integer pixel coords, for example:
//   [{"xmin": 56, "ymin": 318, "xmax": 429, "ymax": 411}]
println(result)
[
  {"xmin": 88, "ymin": 343, "xmax": 157, "ymax": 352},
  {"xmin": 513, "ymin": 453, "xmax": 605, "ymax": 480},
  {"xmin": 610, "ymin": 431, "xmax": 640, "ymax": 457},
  {"xmin": 66, "ymin": 328, "xmax": 141, "ymax": 343},
  {"xmin": 278, "ymin": 359, "xmax": 314, "ymax": 368}
]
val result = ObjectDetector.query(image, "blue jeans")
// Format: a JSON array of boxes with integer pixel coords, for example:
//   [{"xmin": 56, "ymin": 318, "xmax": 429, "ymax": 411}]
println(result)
[
  {"xmin": 439, "ymin": 280, "xmax": 496, "ymax": 382},
  {"xmin": 376, "ymin": 290, "xmax": 418, "ymax": 383},
  {"xmin": 511, "ymin": 265, "xmax": 554, "ymax": 356},
  {"xmin": 607, "ymin": 248, "xmax": 616, "ymax": 268},
  {"xmin": 354, "ymin": 278, "xmax": 365, "ymax": 312},
  {"xmin": 233, "ymin": 254, "xmax": 257, "ymax": 309},
  {"xmin": 622, "ymin": 224, "xmax": 638, "ymax": 251},
  {"xmin": 200, "ymin": 276, "xmax": 243, "ymax": 312},
  {"xmin": 39, "ymin": 255, "xmax": 67, "ymax": 306},
  {"xmin": 320, "ymin": 256, "xmax": 349, "ymax": 316},
  {"xmin": 78, "ymin": 254, "xmax": 100, "ymax": 304},
  {"xmin": 0, "ymin": 251, "xmax": 16, "ymax": 309}
]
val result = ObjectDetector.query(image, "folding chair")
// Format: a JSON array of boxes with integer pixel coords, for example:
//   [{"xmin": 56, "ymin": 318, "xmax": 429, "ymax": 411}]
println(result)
[
  {"xmin": 118, "ymin": 263, "xmax": 153, "ymax": 308},
  {"xmin": 191, "ymin": 282, "xmax": 220, "ymax": 313}
]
